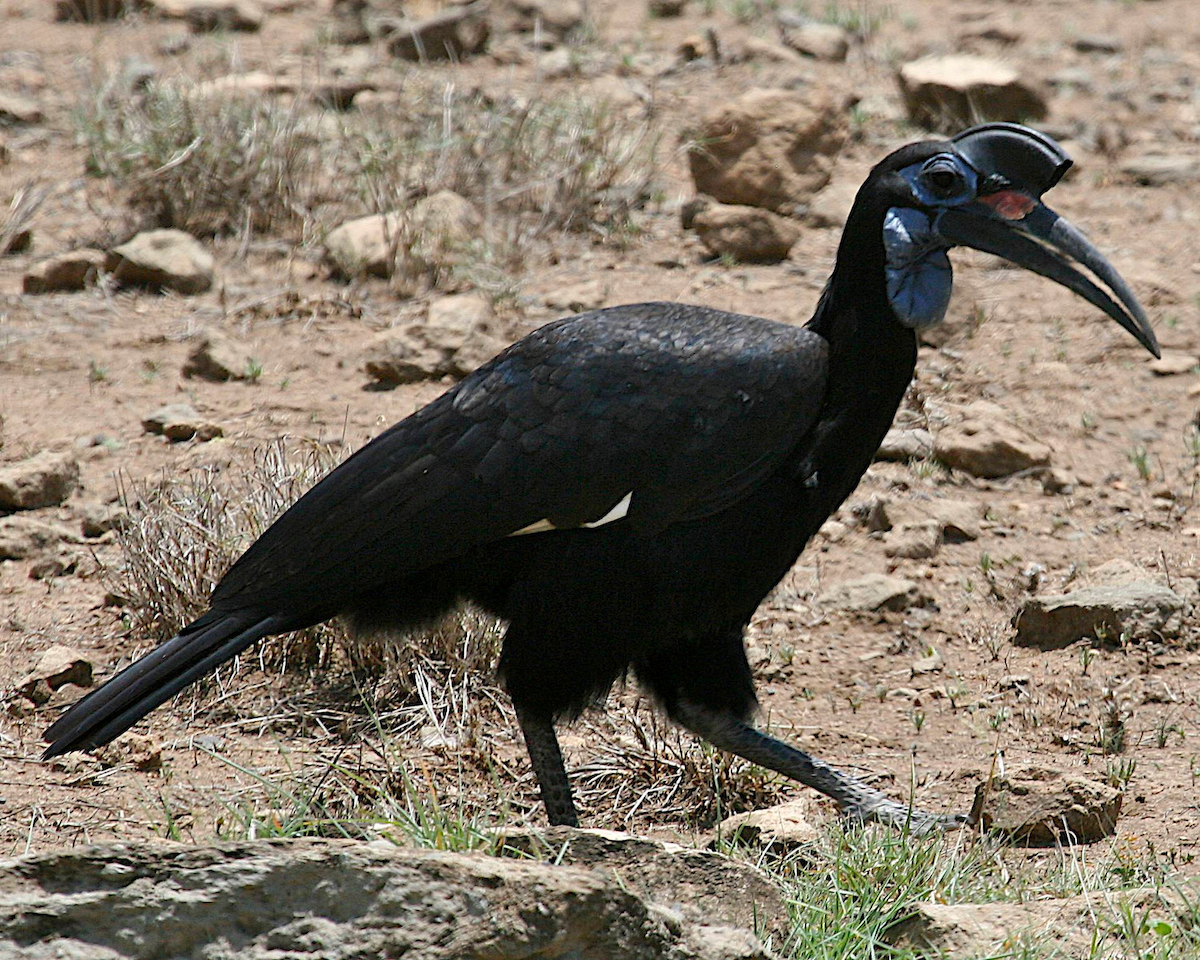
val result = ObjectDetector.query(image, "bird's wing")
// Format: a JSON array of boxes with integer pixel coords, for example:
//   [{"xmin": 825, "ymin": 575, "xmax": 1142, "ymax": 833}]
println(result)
[{"xmin": 211, "ymin": 303, "xmax": 829, "ymax": 614}]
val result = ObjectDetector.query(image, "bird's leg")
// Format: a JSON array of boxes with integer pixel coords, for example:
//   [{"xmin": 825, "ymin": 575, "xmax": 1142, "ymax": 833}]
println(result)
[
  {"xmin": 673, "ymin": 700, "xmax": 968, "ymax": 834},
  {"xmin": 515, "ymin": 707, "xmax": 579, "ymax": 827}
]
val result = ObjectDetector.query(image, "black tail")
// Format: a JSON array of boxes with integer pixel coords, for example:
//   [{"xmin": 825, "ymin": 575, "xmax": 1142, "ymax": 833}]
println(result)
[{"xmin": 42, "ymin": 610, "xmax": 287, "ymax": 759}]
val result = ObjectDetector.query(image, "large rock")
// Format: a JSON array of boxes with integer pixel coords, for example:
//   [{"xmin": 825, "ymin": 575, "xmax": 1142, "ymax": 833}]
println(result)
[
  {"xmin": 1013, "ymin": 582, "xmax": 1185, "ymax": 648},
  {"xmin": 364, "ymin": 293, "xmax": 507, "ymax": 385},
  {"xmin": 969, "ymin": 765, "xmax": 1121, "ymax": 845},
  {"xmin": 687, "ymin": 89, "xmax": 848, "ymax": 214},
  {"xmin": 689, "ymin": 201, "xmax": 801, "ymax": 263},
  {"xmin": 22, "ymin": 248, "xmax": 106, "ymax": 294},
  {"xmin": 106, "ymin": 229, "xmax": 214, "ymax": 295},
  {"xmin": 388, "ymin": 2, "xmax": 490, "ymax": 61},
  {"xmin": 934, "ymin": 401, "xmax": 1051, "ymax": 478},
  {"xmin": 897, "ymin": 55, "xmax": 1048, "ymax": 133},
  {"xmin": 0, "ymin": 450, "xmax": 80, "ymax": 510},
  {"xmin": 0, "ymin": 838, "xmax": 775, "ymax": 960}
]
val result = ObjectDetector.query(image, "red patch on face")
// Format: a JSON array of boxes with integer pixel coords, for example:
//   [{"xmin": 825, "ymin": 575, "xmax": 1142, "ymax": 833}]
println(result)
[{"xmin": 980, "ymin": 189, "xmax": 1037, "ymax": 220}]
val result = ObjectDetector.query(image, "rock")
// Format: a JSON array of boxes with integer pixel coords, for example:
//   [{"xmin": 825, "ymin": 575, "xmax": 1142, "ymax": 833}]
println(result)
[
  {"xmin": 56, "ymin": 0, "xmax": 140, "ymax": 18},
  {"xmin": 325, "ymin": 211, "xmax": 404, "ymax": 279},
  {"xmin": 409, "ymin": 190, "xmax": 483, "ymax": 275},
  {"xmin": 648, "ymin": 0, "xmax": 685, "ymax": 16},
  {"xmin": 30, "ymin": 550, "xmax": 81, "ymax": 580},
  {"xmin": 689, "ymin": 201, "xmax": 801, "ymax": 263},
  {"xmin": 142, "ymin": 403, "xmax": 224, "ymax": 442},
  {"xmin": 0, "ymin": 517, "xmax": 76, "ymax": 561},
  {"xmin": 1148, "ymin": 352, "xmax": 1198, "ymax": 375},
  {"xmin": 805, "ymin": 178, "xmax": 858, "ymax": 228},
  {"xmin": 778, "ymin": 18, "xmax": 850, "ymax": 62},
  {"xmin": 884, "ymin": 520, "xmax": 941, "ymax": 560},
  {"xmin": 544, "ymin": 279, "xmax": 607, "ymax": 312},
  {"xmin": 78, "ymin": 502, "xmax": 127, "ymax": 538},
  {"xmin": 1042, "ymin": 466, "xmax": 1076, "ymax": 495},
  {"xmin": 0, "ymin": 450, "xmax": 80, "ymax": 510},
  {"xmin": 537, "ymin": 47, "xmax": 579, "ymax": 79},
  {"xmin": 388, "ymin": 2, "xmax": 489, "ymax": 61},
  {"xmin": 0, "ymin": 838, "xmax": 774, "ymax": 960},
  {"xmin": 817, "ymin": 573, "xmax": 927, "ymax": 613},
  {"xmin": 183, "ymin": 329, "xmax": 260, "ymax": 382},
  {"xmin": 874, "ymin": 427, "xmax": 934, "ymax": 462},
  {"xmin": 885, "ymin": 498, "xmax": 982, "ymax": 542},
  {"xmin": 497, "ymin": 828, "xmax": 786, "ymax": 935},
  {"xmin": 95, "ymin": 732, "xmax": 163, "ymax": 772},
  {"xmin": 934, "ymin": 401, "xmax": 1051, "ymax": 478},
  {"xmin": 22, "ymin": 248, "xmax": 106, "ymax": 294},
  {"xmin": 726, "ymin": 37, "xmax": 804, "ymax": 67},
  {"xmin": 1073, "ymin": 34, "xmax": 1122, "ymax": 53},
  {"xmin": 711, "ymin": 800, "xmax": 820, "ymax": 856},
  {"xmin": 0, "ymin": 93, "xmax": 44, "ymax": 126},
  {"xmin": 910, "ymin": 647, "xmax": 942, "ymax": 675},
  {"xmin": 969, "ymin": 765, "xmax": 1121, "ymax": 844},
  {"xmin": 194, "ymin": 71, "xmax": 298, "ymax": 98},
  {"xmin": 494, "ymin": 0, "xmax": 584, "ymax": 39},
  {"xmin": 897, "ymin": 55, "xmax": 1048, "ymax": 133},
  {"xmin": 18, "ymin": 644, "xmax": 93, "ymax": 705},
  {"xmin": 1119, "ymin": 154, "xmax": 1200, "ymax": 186},
  {"xmin": 106, "ymin": 229, "xmax": 214, "ymax": 295},
  {"xmin": 887, "ymin": 889, "xmax": 1189, "ymax": 959},
  {"xmin": 687, "ymin": 88, "xmax": 848, "ymax": 214},
  {"xmin": 1013, "ymin": 582, "xmax": 1185, "ymax": 648},
  {"xmin": 364, "ymin": 294, "xmax": 507, "ymax": 386},
  {"xmin": 148, "ymin": 0, "xmax": 264, "ymax": 30}
]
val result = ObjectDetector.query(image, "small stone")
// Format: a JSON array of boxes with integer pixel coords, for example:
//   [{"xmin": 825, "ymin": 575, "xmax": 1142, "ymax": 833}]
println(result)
[
  {"xmin": 1013, "ymin": 582, "xmax": 1185, "ymax": 648},
  {"xmin": 0, "ymin": 451, "xmax": 80, "ymax": 510},
  {"xmin": 0, "ymin": 93, "xmax": 44, "ymax": 126},
  {"xmin": 537, "ymin": 48, "xmax": 579, "ymax": 79},
  {"xmin": 875, "ymin": 427, "xmax": 934, "ymax": 463},
  {"xmin": 687, "ymin": 88, "xmax": 848, "ymax": 214},
  {"xmin": 363, "ymin": 293, "xmax": 506, "ymax": 386},
  {"xmin": 1148, "ymin": 351, "xmax": 1198, "ymax": 376},
  {"xmin": 148, "ymin": 0, "xmax": 264, "ymax": 30},
  {"xmin": 778, "ymin": 18, "xmax": 850, "ymax": 62},
  {"xmin": 817, "ymin": 573, "xmax": 928, "ymax": 613},
  {"xmin": 183, "ymin": 329, "xmax": 260, "ymax": 382},
  {"xmin": 1119, "ymin": 154, "xmax": 1200, "ymax": 186},
  {"xmin": 22, "ymin": 249, "xmax": 106, "ymax": 294},
  {"xmin": 95, "ymin": 733, "xmax": 163, "ymax": 772},
  {"xmin": 689, "ymin": 202, "xmax": 801, "ymax": 264},
  {"xmin": 1073, "ymin": 34, "xmax": 1122, "ymax": 53},
  {"xmin": 897, "ymin": 55, "xmax": 1048, "ymax": 133},
  {"xmin": 18, "ymin": 645, "xmax": 94, "ymax": 705},
  {"xmin": 648, "ymin": 0, "xmax": 685, "ymax": 16},
  {"xmin": 325, "ymin": 212, "xmax": 404, "ymax": 279},
  {"xmin": 106, "ymin": 229, "xmax": 214, "ymax": 295},
  {"xmin": 884, "ymin": 520, "xmax": 942, "ymax": 560},
  {"xmin": 543, "ymin": 279, "xmax": 607, "ymax": 313},
  {"xmin": 78, "ymin": 502, "xmax": 127, "ymax": 538},
  {"xmin": 934, "ymin": 401, "xmax": 1051, "ymax": 478},
  {"xmin": 711, "ymin": 799, "xmax": 820, "ymax": 856},
  {"xmin": 142, "ymin": 403, "xmax": 223, "ymax": 442},
  {"xmin": 56, "ymin": 0, "xmax": 140, "ymax": 19},
  {"xmin": 30, "ymin": 550, "xmax": 81, "ymax": 580},
  {"xmin": 388, "ymin": 2, "xmax": 490, "ymax": 61},
  {"xmin": 969, "ymin": 765, "xmax": 1121, "ymax": 844},
  {"xmin": 1042, "ymin": 467, "xmax": 1076, "ymax": 495},
  {"xmin": 911, "ymin": 647, "xmax": 943, "ymax": 675},
  {"xmin": 0, "ymin": 517, "xmax": 77, "ymax": 561},
  {"xmin": 493, "ymin": 0, "xmax": 584, "ymax": 39}
]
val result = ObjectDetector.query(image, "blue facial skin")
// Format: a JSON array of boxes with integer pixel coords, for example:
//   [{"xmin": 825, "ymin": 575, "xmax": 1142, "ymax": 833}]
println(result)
[{"xmin": 884, "ymin": 153, "xmax": 981, "ymax": 329}]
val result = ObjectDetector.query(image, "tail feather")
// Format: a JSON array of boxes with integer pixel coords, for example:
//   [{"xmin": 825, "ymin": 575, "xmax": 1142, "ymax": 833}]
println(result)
[{"xmin": 42, "ymin": 612, "xmax": 286, "ymax": 759}]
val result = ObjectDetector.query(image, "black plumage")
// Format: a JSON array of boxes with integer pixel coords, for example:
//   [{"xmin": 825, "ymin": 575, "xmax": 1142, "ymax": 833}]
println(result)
[{"xmin": 44, "ymin": 125, "xmax": 1159, "ymax": 831}]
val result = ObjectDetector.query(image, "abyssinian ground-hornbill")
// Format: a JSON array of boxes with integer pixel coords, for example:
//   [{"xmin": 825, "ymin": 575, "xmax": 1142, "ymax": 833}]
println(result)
[{"xmin": 44, "ymin": 123, "xmax": 1159, "ymax": 832}]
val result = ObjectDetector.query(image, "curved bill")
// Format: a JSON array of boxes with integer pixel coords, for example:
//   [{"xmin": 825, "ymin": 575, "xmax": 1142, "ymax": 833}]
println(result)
[{"xmin": 935, "ymin": 202, "xmax": 1160, "ymax": 358}]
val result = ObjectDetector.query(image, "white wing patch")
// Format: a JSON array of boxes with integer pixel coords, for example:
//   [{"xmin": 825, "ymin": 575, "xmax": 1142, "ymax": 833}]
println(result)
[
  {"xmin": 582, "ymin": 491, "xmax": 633, "ymax": 528},
  {"xmin": 507, "ymin": 492, "xmax": 634, "ymax": 537}
]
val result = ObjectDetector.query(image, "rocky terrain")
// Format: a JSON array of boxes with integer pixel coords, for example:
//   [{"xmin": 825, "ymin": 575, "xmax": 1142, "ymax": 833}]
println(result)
[{"xmin": 1, "ymin": 0, "xmax": 1200, "ymax": 923}]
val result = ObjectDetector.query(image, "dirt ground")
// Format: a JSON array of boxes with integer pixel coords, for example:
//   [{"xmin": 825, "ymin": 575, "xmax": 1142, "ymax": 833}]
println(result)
[{"xmin": 2, "ymin": 0, "xmax": 1199, "ymax": 867}]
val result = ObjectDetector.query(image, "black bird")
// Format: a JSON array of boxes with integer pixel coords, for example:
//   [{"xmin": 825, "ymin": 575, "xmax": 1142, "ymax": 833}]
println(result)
[{"xmin": 44, "ymin": 124, "xmax": 1159, "ymax": 831}]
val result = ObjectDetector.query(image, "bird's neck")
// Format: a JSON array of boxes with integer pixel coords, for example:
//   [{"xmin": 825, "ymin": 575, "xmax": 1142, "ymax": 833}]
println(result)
[{"xmin": 798, "ymin": 214, "xmax": 919, "ymax": 511}]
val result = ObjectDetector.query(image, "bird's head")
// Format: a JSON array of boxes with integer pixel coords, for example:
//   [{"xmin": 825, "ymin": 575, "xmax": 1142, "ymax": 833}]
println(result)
[{"xmin": 854, "ymin": 122, "xmax": 1159, "ymax": 357}]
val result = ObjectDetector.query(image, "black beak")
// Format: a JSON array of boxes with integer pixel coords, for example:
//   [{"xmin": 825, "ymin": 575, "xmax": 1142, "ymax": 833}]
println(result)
[{"xmin": 935, "ymin": 201, "xmax": 1160, "ymax": 358}]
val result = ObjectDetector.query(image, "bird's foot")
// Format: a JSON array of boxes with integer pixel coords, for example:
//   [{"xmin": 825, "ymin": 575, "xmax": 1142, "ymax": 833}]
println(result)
[{"xmin": 842, "ymin": 797, "xmax": 972, "ymax": 835}]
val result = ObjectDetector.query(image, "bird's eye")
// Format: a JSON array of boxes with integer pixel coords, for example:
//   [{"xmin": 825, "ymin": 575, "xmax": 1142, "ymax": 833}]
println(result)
[{"xmin": 918, "ymin": 156, "xmax": 969, "ymax": 201}]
